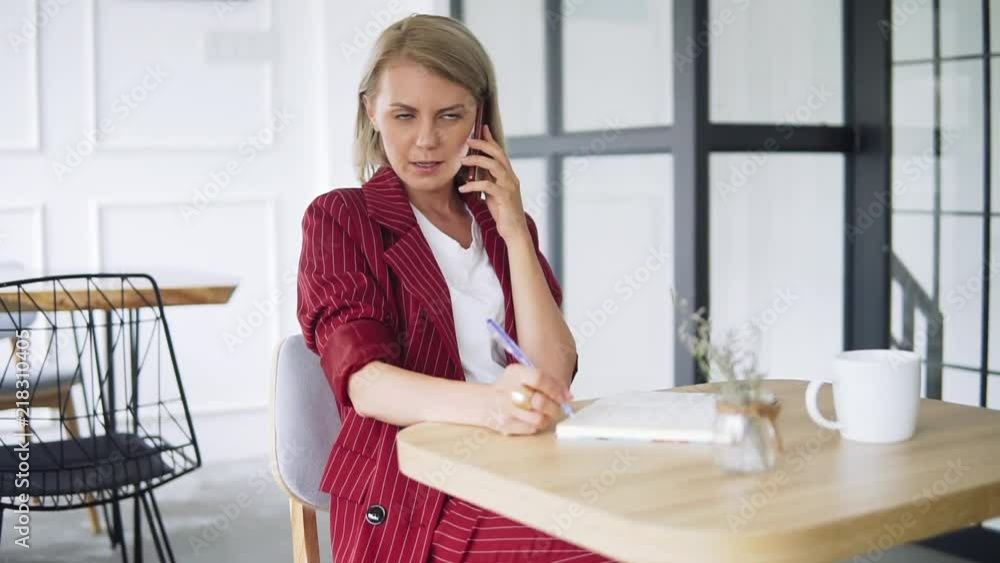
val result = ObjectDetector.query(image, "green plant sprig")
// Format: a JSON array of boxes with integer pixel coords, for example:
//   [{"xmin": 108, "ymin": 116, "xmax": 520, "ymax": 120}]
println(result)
[{"xmin": 672, "ymin": 291, "xmax": 766, "ymax": 403}]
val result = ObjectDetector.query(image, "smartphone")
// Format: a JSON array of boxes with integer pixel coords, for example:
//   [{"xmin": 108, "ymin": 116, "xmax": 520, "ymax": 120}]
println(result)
[
  {"xmin": 466, "ymin": 104, "xmax": 484, "ymax": 183},
  {"xmin": 466, "ymin": 104, "xmax": 486, "ymax": 195}
]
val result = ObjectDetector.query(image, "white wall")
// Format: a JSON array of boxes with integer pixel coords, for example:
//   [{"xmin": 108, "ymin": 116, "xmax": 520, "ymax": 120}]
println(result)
[{"xmin": 0, "ymin": 0, "xmax": 442, "ymax": 464}]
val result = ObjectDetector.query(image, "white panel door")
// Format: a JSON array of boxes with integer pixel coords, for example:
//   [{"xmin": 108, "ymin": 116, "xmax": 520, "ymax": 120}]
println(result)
[{"xmin": 0, "ymin": 0, "xmax": 442, "ymax": 463}]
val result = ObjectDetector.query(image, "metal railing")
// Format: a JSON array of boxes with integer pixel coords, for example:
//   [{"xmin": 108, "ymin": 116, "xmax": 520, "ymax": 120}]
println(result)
[{"xmin": 889, "ymin": 253, "xmax": 944, "ymax": 400}]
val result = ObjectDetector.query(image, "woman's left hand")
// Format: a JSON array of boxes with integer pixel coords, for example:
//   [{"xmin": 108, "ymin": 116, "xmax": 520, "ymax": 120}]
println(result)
[{"xmin": 458, "ymin": 124, "xmax": 529, "ymax": 242}]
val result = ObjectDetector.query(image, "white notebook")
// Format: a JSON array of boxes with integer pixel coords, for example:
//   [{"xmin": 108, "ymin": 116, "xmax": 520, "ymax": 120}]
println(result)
[{"xmin": 555, "ymin": 390, "xmax": 718, "ymax": 443}]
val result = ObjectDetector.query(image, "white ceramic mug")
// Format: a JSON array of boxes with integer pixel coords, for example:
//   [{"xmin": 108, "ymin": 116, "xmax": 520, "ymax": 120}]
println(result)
[{"xmin": 805, "ymin": 349, "xmax": 922, "ymax": 443}]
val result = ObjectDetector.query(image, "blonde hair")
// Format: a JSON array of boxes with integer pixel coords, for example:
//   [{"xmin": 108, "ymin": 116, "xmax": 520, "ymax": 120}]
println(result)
[{"xmin": 354, "ymin": 14, "xmax": 504, "ymax": 183}]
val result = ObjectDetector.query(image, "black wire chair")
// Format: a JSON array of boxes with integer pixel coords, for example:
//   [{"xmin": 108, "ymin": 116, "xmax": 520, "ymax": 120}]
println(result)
[{"xmin": 0, "ymin": 274, "xmax": 202, "ymax": 563}]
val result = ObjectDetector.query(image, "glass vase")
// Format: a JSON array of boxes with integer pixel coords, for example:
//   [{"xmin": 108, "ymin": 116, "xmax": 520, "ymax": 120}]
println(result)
[{"xmin": 713, "ymin": 393, "xmax": 782, "ymax": 474}]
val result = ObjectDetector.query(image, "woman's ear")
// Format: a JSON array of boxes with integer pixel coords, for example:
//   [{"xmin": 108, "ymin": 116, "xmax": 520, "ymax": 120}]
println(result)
[{"xmin": 362, "ymin": 95, "xmax": 377, "ymax": 130}]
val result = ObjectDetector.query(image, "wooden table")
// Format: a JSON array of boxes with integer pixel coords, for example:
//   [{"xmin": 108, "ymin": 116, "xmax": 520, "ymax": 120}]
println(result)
[
  {"xmin": 0, "ymin": 270, "xmax": 238, "ymax": 311},
  {"xmin": 396, "ymin": 379, "xmax": 1000, "ymax": 562}
]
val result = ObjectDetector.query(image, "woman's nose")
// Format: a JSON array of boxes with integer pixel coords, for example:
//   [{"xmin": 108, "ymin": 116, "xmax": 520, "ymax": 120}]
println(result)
[{"xmin": 414, "ymin": 121, "xmax": 440, "ymax": 148}]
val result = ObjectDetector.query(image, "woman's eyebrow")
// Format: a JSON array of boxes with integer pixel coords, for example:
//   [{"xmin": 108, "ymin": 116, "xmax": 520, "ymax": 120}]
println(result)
[{"xmin": 389, "ymin": 102, "xmax": 466, "ymax": 113}]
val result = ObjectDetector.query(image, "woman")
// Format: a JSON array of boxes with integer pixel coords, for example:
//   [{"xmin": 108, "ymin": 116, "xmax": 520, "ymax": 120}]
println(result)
[{"xmin": 297, "ymin": 14, "xmax": 611, "ymax": 563}]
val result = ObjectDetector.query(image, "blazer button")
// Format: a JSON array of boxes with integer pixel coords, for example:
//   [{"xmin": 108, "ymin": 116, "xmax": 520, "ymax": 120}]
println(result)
[{"xmin": 365, "ymin": 504, "xmax": 387, "ymax": 526}]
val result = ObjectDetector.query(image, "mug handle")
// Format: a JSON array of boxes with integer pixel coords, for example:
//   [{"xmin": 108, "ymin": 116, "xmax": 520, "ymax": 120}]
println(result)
[{"xmin": 805, "ymin": 379, "xmax": 842, "ymax": 430}]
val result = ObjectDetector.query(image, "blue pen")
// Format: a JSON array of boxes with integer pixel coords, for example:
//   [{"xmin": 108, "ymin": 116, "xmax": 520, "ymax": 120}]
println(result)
[{"xmin": 486, "ymin": 318, "xmax": 575, "ymax": 418}]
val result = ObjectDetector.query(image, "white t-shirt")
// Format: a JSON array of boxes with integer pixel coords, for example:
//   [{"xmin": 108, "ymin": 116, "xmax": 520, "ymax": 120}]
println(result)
[{"xmin": 410, "ymin": 202, "xmax": 507, "ymax": 384}]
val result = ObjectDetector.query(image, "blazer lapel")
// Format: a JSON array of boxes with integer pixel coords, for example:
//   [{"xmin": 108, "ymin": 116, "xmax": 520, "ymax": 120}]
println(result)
[
  {"xmin": 362, "ymin": 166, "xmax": 463, "ymax": 378},
  {"xmin": 361, "ymin": 165, "xmax": 519, "ymax": 377}
]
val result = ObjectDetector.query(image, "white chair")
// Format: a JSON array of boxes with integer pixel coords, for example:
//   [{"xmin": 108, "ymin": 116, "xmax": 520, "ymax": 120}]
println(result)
[{"xmin": 269, "ymin": 334, "xmax": 341, "ymax": 563}]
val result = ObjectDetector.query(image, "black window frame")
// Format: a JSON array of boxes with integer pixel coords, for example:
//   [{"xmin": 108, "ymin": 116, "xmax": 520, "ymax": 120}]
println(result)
[
  {"xmin": 451, "ymin": 2, "xmax": 1000, "ymax": 553},
  {"xmin": 452, "ymin": 0, "xmax": 888, "ymax": 387}
]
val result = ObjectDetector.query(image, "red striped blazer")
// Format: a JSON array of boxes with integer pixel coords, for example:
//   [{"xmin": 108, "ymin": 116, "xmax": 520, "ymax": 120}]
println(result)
[{"xmin": 296, "ymin": 165, "xmax": 565, "ymax": 563}]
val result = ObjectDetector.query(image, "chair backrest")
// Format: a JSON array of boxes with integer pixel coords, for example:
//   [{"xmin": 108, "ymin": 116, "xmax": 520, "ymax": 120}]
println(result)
[
  {"xmin": 269, "ymin": 334, "xmax": 340, "ymax": 511},
  {"xmin": 0, "ymin": 274, "xmax": 201, "ymax": 510}
]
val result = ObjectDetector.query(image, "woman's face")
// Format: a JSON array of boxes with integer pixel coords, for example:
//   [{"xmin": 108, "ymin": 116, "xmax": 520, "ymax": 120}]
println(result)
[{"xmin": 364, "ymin": 60, "xmax": 477, "ymax": 194}]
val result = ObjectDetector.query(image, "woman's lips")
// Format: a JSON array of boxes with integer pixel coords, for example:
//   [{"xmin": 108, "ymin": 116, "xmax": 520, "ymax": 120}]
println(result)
[{"xmin": 411, "ymin": 161, "xmax": 442, "ymax": 174}]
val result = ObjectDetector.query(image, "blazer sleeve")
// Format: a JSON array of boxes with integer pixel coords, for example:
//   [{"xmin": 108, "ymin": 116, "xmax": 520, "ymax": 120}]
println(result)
[
  {"xmin": 297, "ymin": 195, "xmax": 401, "ymax": 410},
  {"xmin": 524, "ymin": 212, "xmax": 579, "ymax": 382}
]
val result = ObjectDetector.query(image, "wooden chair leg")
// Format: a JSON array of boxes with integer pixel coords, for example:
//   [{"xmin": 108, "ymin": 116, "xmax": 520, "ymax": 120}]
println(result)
[
  {"xmin": 62, "ymin": 395, "xmax": 103, "ymax": 535},
  {"xmin": 289, "ymin": 498, "xmax": 320, "ymax": 563}
]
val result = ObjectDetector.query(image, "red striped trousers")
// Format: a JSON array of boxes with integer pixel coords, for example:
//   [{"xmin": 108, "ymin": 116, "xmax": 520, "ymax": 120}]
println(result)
[{"xmin": 425, "ymin": 497, "xmax": 616, "ymax": 563}]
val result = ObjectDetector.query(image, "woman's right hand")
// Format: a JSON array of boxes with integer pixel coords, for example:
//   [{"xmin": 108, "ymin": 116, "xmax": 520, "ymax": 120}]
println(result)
[{"xmin": 481, "ymin": 364, "xmax": 573, "ymax": 435}]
